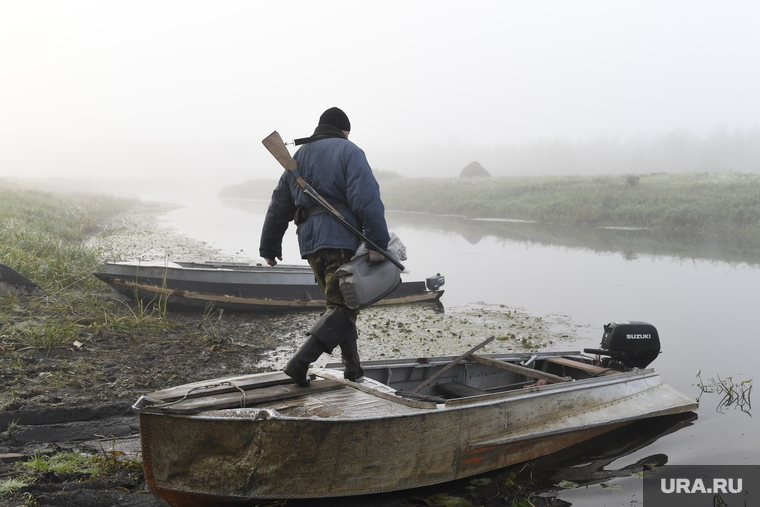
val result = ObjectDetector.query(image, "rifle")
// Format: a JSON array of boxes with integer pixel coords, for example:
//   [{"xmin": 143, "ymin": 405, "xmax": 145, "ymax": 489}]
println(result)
[{"xmin": 261, "ymin": 131, "xmax": 405, "ymax": 271}]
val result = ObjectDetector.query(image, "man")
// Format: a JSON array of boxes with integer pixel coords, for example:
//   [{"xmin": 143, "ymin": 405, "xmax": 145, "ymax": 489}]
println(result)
[{"xmin": 260, "ymin": 107, "xmax": 390, "ymax": 386}]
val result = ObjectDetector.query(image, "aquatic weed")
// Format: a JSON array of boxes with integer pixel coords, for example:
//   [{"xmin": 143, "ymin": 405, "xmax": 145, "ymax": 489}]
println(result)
[{"xmin": 695, "ymin": 371, "xmax": 752, "ymax": 415}]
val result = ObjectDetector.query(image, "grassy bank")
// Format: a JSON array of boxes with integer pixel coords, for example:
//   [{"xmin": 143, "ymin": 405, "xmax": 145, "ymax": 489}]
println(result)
[
  {"xmin": 0, "ymin": 185, "xmax": 175, "ymax": 351},
  {"xmin": 0, "ymin": 185, "xmax": 165, "ymax": 501},
  {"xmin": 379, "ymin": 172, "xmax": 760, "ymax": 237},
  {"xmin": 0, "ymin": 186, "xmax": 136, "ymax": 293},
  {"xmin": 221, "ymin": 172, "xmax": 760, "ymax": 245}
]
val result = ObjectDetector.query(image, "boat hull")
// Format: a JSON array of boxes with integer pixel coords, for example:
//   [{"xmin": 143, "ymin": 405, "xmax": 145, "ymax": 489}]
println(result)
[
  {"xmin": 137, "ymin": 360, "xmax": 697, "ymax": 503},
  {"xmin": 141, "ymin": 416, "xmax": 626, "ymax": 506}
]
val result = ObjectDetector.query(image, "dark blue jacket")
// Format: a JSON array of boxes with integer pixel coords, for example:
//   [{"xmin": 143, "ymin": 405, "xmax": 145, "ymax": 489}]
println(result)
[{"xmin": 259, "ymin": 137, "xmax": 390, "ymax": 260}]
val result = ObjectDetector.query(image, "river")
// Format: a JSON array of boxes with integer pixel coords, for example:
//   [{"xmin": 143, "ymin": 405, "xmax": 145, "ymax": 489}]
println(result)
[{"xmin": 146, "ymin": 193, "xmax": 758, "ymax": 506}]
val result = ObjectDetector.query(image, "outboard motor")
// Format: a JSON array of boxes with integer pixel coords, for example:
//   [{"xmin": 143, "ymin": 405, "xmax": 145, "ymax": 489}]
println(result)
[
  {"xmin": 584, "ymin": 321, "xmax": 661, "ymax": 370},
  {"xmin": 426, "ymin": 273, "xmax": 445, "ymax": 291}
]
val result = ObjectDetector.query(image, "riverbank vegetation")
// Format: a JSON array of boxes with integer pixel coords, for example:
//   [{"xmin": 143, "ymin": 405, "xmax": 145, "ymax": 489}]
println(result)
[
  {"xmin": 0, "ymin": 184, "xmax": 283, "ymax": 505},
  {"xmin": 379, "ymin": 172, "xmax": 760, "ymax": 238},
  {"xmin": 0, "ymin": 179, "xmax": 721, "ymax": 505},
  {"xmin": 0, "ymin": 186, "xmax": 135, "ymax": 293},
  {"xmin": 0, "ymin": 186, "xmax": 180, "ymax": 348},
  {"xmin": 221, "ymin": 172, "xmax": 760, "ymax": 250},
  {"xmin": 0, "ymin": 185, "xmax": 163, "ymax": 503}
]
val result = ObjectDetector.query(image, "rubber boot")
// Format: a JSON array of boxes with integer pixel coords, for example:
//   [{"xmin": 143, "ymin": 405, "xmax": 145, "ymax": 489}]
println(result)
[
  {"xmin": 285, "ymin": 309, "xmax": 352, "ymax": 387},
  {"xmin": 339, "ymin": 328, "xmax": 364, "ymax": 382},
  {"xmin": 283, "ymin": 334, "xmax": 326, "ymax": 387}
]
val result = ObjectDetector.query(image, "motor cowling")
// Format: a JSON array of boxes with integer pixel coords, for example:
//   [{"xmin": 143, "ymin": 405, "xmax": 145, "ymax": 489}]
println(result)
[
  {"xmin": 584, "ymin": 321, "xmax": 661, "ymax": 369},
  {"xmin": 426, "ymin": 273, "xmax": 445, "ymax": 291}
]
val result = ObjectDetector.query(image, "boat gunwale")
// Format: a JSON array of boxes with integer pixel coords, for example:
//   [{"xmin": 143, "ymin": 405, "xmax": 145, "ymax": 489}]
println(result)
[
  {"xmin": 94, "ymin": 273, "xmax": 443, "ymax": 307},
  {"xmin": 105, "ymin": 260, "xmax": 314, "ymax": 273},
  {"xmin": 441, "ymin": 367, "xmax": 659, "ymax": 407},
  {"xmin": 151, "ymin": 367, "xmax": 673, "ymax": 423},
  {"xmin": 467, "ymin": 382, "xmax": 699, "ymax": 447},
  {"xmin": 328, "ymin": 350, "xmax": 588, "ymax": 369}
]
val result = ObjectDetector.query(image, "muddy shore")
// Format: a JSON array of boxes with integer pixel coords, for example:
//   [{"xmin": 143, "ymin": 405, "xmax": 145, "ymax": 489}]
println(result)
[{"xmin": 1, "ymin": 200, "xmax": 584, "ymax": 507}]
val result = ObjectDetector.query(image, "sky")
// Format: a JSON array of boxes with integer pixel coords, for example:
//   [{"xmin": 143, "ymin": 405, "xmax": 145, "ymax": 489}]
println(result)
[{"xmin": 2, "ymin": 0, "xmax": 759, "ymax": 191}]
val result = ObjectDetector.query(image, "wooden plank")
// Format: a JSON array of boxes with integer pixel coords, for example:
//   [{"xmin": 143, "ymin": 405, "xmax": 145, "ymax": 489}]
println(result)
[
  {"xmin": 410, "ymin": 336, "xmax": 496, "ymax": 394},
  {"xmin": 0, "ymin": 453, "xmax": 25, "ymax": 463},
  {"xmin": 143, "ymin": 371, "xmax": 297, "ymax": 403},
  {"xmin": 546, "ymin": 357, "xmax": 618, "ymax": 376},
  {"xmin": 468, "ymin": 354, "xmax": 571, "ymax": 384},
  {"xmin": 436, "ymin": 382, "xmax": 488, "ymax": 398},
  {"xmin": 373, "ymin": 291, "xmax": 442, "ymax": 306},
  {"xmin": 144, "ymin": 379, "xmax": 345, "ymax": 415},
  {"xmin": 313, "ymin": 370, "xmax": 438, "ymax": 409}
]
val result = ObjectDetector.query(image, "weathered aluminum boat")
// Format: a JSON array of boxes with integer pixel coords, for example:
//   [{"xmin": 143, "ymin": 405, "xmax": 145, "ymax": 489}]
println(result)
[
  {"xmin": 134, "ymin": 323, "xmax": 697, "ymax": 505},
  {"xmin": 94, "ymin": 260, "xmax": 444, "ymax": 311}
]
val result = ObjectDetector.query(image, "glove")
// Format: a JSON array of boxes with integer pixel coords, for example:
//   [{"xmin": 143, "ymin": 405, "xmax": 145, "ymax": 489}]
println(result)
[{"xmin": 367, "ymin": 250, "xmax": 385, "ymax": 265}]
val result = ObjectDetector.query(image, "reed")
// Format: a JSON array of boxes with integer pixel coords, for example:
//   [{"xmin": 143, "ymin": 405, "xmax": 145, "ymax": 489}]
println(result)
[{"xmin": 695, "ymin": 371, "xmax": 752, "ymax": 415}]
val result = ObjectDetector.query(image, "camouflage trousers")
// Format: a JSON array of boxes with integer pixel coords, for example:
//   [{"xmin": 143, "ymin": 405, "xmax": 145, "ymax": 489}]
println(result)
[{"xmin": 307, "ymin": 248, "xmax": 359, "ymax": 323}]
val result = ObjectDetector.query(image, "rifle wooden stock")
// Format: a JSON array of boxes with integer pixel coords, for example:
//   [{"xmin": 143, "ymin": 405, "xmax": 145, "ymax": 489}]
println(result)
[
  {"xmin": 262, "ymin": 131, "xmax": 336, "ymax": 212},
  {"xmin": 262, "ymin": 131, "xmax": 297, "ymax": 172}
]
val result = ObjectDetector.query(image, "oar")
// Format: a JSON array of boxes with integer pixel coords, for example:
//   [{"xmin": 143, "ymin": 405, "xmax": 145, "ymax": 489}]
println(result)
[
  {"xmin": 467, "ymin": 354, "xmax": 570, "ymax": 384},
  {"xmin": 409, "ymin": 335, "xmax": 496, "ymax": 394},
  {"xmin": 262, "ymin": 131, "xmax": 405, "ymax": 271}
]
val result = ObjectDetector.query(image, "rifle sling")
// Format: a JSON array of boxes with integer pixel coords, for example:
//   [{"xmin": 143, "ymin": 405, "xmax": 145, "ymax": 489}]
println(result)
[{"xmin": 294, "ymin": 203, "xmax": 348, "ymax": 230}]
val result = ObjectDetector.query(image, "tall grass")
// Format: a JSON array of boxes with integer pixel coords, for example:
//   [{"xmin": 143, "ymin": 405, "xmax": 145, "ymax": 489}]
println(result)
[
  {"xmin": 0, "ymin": 186, "xmax": 177, "ymax": 351},
  {"xmin": 0, "ymin": 187, "xmax": 135, "ymax": 292},
  {"xmin": 378, "ymin": 172, "xmax": 760, "ymax": 242}
]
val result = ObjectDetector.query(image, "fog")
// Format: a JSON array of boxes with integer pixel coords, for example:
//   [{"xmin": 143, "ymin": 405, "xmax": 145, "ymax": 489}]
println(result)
[{"xmin": 2, "ymin": 1, "xmax": 759, "ymax": 195}]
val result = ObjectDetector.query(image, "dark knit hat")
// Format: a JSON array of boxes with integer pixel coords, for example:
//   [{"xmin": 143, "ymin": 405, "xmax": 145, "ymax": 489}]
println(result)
[{"xmin": 318, "ymin": 107, "xmax": 351, "ymax": 132}]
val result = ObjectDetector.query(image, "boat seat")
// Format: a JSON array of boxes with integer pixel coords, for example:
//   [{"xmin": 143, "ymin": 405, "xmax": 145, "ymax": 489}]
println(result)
[
  {"xmin": 545, "ymin": 357, "xmax": 617, "ymax": 376},
  {"xmin": 436, "ymin": 382, "xmax": 488, "ymax": 398}
]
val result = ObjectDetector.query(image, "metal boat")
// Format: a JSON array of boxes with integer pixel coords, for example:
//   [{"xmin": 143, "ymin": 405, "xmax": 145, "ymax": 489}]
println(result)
[
  {"xmin": 134, "ymin": 325, "xmax": 697, "ymax": 505},
  {"xmin": 94, "ymin": 260, "xmax": 444, "ymax": 311}
]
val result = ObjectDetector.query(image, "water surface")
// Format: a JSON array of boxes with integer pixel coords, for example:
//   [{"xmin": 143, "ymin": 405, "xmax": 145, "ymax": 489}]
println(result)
[{"xmin": 151, "ymin": 194, "xmax": 759, "ymax": 506}]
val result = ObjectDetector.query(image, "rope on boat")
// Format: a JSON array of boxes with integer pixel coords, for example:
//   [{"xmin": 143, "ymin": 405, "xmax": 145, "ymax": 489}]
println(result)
[{"xmin": 131, "ymin": 380, "xmax": 247, "ymax": 413}]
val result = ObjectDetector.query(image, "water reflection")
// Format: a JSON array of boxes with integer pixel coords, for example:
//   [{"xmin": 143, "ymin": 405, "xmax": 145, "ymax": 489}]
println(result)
[
  {"xmin": 385, "ymin": 211, "xmax": 758, "ymax": 267},
  {"xmin": 161, "ymin": 197, "xmax": 748, "ymax": 506},
  {"xmin": 528, "ymin": 412, "xmax": 697, "ymax": 488},
  {"xmin": 220, "ymin": 198, "xmax": 760, "ymax": 266}
]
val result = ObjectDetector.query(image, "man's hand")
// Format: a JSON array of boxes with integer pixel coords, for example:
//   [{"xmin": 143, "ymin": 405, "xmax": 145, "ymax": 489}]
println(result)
[
  {"xmin": 367, "ymin": 250, "xmax": 385, "ymax": 265},
  {"xmin": 265, "ymin": 256, "xmax": 282, "ymax": 266}
]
